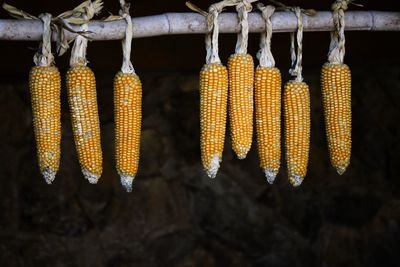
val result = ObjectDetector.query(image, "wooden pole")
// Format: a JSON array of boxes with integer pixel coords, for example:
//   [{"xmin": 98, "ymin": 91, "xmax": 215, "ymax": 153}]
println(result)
[{"xmin": 0, "ymin": 11, "xmax": 399, "ymax": 41}]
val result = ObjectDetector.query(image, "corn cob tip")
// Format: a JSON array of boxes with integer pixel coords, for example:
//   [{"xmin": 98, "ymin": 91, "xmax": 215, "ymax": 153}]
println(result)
[
  {"xmin": 263, "ymin": 169, "xmax": 277, "ymax": 184},
  {"xmin": 42, "ymin": 168, "xmax": 56, "ymax": 184},
  {"xmin": 237, "ymin": 153, "xmax": 248, "ymax": 160},
  {"xmin": 336, "ymin": 166, "xmax": 348, "ymax": 175},
  {"xmin": 82, "ymin": 168, "xmax": 100, "ymax": 184},
  {"xmin": 120, "ymin": 175, "xmax": 134, "ymax": 193},
  {"xmin": 206, "ymin": 154, "xmax": 221, "ymax": 179},
  {"xmin": 289, "ymin": 175, "xmax": 304, "ymax": 187}
]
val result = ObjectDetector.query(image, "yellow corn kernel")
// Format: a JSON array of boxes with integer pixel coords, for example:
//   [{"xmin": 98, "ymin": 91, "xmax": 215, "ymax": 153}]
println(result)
[
  {"xmin": 321, "ymin": 63, "xmax": 351, "ymax": 174},
  {"xmin": 254, "ymin": 66, "xmax": 282, "ymax": 183},
  {"xmin": 200, "ymin": 63, "xmax": 228, "ymax": 178},
  {"xmin": 283, "ymin": 81, "xmax": 310, "ymax": 186},
  {"xmin": 114, "ymin": 71, "xmax": 142, "ymax": 192},
  {"xmin": 66, "ymin": 65, "xmax": 102, "ymax": 183},
  {"xmin": 29, "ymin": 66, "xmax": 61, "ymax": 184},
  {"xmin": 227, "ymin": 53, "xmax": 254, "ymax": 159}
]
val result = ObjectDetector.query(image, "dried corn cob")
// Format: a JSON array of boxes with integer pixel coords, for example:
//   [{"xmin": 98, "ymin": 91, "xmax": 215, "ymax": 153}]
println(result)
[
  {"xmin": 255, "ymin": 4, "xmax": 282, "ymax": 183},
  {"xmin": 282, "ymin": 7, "xmax": 311, "ymax": 186},
  {"xmin": 65, "ymin": 0, "xmax": 103, "ymax": 183},
  {"xmin": 200, "ymin": 63, "xmax": 229, "ymax": 178},
  {"xmin": 114, "ymin": 72, "xmax": 142, "ymax": 192},
  {"xmin": 66, "ymin": 65, "xmax": 103, "ymax": 183},
  {"xmin": 1, "ymin": 9, "xmax": 59, "ymax": 184},
  {"xmin": 283, "ymin": 81, "xmax": 310, "ymax": 186},
  {"xmin": 228, "ymin": 53, "xmax": 254, "ymax": 159},
  {"xmin": 113, "ymin": 0, "xmax": 142, "ymax": 192},
  {"xmin": 21, "ymin": 13, "xmax": 62, "ymax": 184},
  {"xmin": 29, "ymin": 65, "xmax": 61, "ymax": 184},
  {"xmin": 321, "ymin": 0, "xmax": 352, "ymax": 174},
  {"xmin": 254, "ymin": 66, "xmax": 281, "ymax": 183},
  {"xmin": 321, "ymin": 63, "xmax": 351, "ymax": 174},
  {"xmin": 188, "ymin": 0, "xmax": 236, "ymax": 178},
  {"xmin": 227, "ymin": 0, "xmax": 256, "ymax": 159}
]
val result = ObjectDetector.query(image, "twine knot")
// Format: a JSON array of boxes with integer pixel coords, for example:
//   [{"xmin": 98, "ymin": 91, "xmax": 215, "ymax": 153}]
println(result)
[
  {"xmin": 257, "ymin": 3, "xmax": 276, "ymax": 67},
  {"xmin": 186, "ymin": 0, "xmax": 240, "ymax": 64},
  {"xmin": 259, "ymin": 4, "xmax": 275, "ymax": 19},
  {"xmin": 327, "ymin": 0, "xmax": 351, "ymax": 64},
  {"xmin": 236, "ymin": 0, "xmax": 253, "ymax": 13},
  {"xmin": 34, "ymin": 13, "xmax": 54, "ymax": 67},
  {"xmin": 119, "ymin": 0, "xmax": 134, "ymax": 73},
  {"xmin": 235, "ymin": 0, "xmax": 256, "ymax": 54},
  {"xmin": 119, "ymin": 0, "xmax": 131, "ymax": 17},
  {"xmin": 331, "ymin": 0, "xmax": 349, "ymax": 12},
  {"xmin": 289, "ymin": 6, "xmax": 303, "ymax": 82},
  {"xmin": 69, "ymin": 1, "xmax": 104, "ymax": 67},
  {"xmin": 85, "ymin": 1, "xmax": 95, "ymax": 20}
]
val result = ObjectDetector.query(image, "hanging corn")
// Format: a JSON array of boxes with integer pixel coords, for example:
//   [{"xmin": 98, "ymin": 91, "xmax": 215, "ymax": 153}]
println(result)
[
  {"xmin": 254, "ymin": 4, "xmax": 281, "ymax": 184},
  {"xmin": 283, "ymin": 7, "xmax": 311, "ymax": 187},
  {"xmin": 65, "ymin": 0, "xmax": 104, "ymax": 184},
  {"xmin": 186, "ymin": 1, "xmax": 237, "ymax": 178},
  {"xmin": 112, "ymin": 0, "xmax": 142, "ymax": 192},
  {"xmin": 227, "ymin": 0, "xmax": 256, "ymax": 159},
  {"xmin": 29, "ymin": 14, "xmax": 61, "ymax": 184},
  {"xmin": 2, "ymin": 4, "xmax": 64, "ymax": 184},
  {"xmin": 321, "ymin": 0, "xmax": 352, "ymax": 175}
]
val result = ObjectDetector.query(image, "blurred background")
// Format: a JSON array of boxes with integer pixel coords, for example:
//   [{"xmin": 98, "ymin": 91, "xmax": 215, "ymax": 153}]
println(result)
[{"xmin": 0, "ymin": 0, "xmax": 399, "ymax": 266}]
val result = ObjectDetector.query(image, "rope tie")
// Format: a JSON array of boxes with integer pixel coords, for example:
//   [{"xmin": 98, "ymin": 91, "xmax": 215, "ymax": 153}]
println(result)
[
  {"xmin": 2, "ymin": 3, "xmax": 57, "ymax": 66},
  {"xmin": 235, "ymin": 0, "xmax": 256, "ymax": 54},
  {"xmin": 34, "ymin": 13, "xmax": 54, "ymax": 67},
  {"xmin": 69, "ymin": 1, "xmax": 99, "ymax": 67},
  {"xmin": 328, "ymin": 0, "xmax": 351, "ymax": 64},
  {"xmin": 52, "ymin": 0, "xmax": 101, "ymax": 57},
  {"xmin": 119, "ymin": 0, "xmax": 134, "ymax": 73},
  {"xmin": 206, "ymin": 7, "xmax": 221, "ymax": 64},
  {"xmin": 267, "ymin": 1, "xmax": 315, "ymax": 80},
  {"xmin": 289, "ymin": 7, "xmax": 303, "ymax": 82},
  {"xmin": 187, "ymin": 0, "xmax": 238, "ymax": 64},
  {"xmin": 257, "ymin": 3, "xmax": 275, "ymax": 67}
]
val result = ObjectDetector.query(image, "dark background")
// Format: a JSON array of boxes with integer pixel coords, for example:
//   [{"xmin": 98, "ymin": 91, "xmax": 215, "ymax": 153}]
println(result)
[{"xmin": 0, "ymin": 1, "xmax": 400, "ymax": 266}]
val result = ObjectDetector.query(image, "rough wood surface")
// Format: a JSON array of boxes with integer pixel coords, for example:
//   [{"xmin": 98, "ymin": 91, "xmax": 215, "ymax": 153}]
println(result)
[{"xmin": 0, "ymin": 11, "xmax": 399, "ymax": 41}]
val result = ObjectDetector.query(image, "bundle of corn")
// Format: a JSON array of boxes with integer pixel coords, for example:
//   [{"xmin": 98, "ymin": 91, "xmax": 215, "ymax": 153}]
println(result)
[
  {"xmin": 283, "ymin": 7, "xmax": 311, "ymax": 187},
  {"xmin": 227, "ymin": 0, "xmax": 257, "ymax": 159},
  {"xmin": 112, "ymin": 0, "xmax": 142, "ymax": 192},
  {"xmin": 64, "ymin": 0, "xmax": 104, "ymax": 183},
  {"xmin": 321, "ymin": 0, "xmax": 352, "ymax": 174},
  {"xmin": 254, "ymin": 4, "xmax": 281, "ymax": 184},
  {"xmin": 187, "ymin": 1, "xmax": 238, "ymax": 178}
]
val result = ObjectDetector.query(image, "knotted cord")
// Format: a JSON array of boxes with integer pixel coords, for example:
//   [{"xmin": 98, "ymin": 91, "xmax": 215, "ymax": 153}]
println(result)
[
  {"xmin": 235, "ymin": 0, "xmax": 256, "ymax": 54},
  {"xmin": 68, "ymin": 0, "xmax": 103, "ymax": 67},
  {"xmin": 257, "ymin": 3, "xmax": 275, "ymax": 67},
  {"xmin": 289, "ymin": 7, "xmax": 303, "ymax": 82},
  {"xmin": 187, "ymin": 0, "xmax": 238, "ymax": 64},
  {"xmin": 119, "ymin": 0, "xmax": 135, "ymax": 73},
  {"xmin": 34, "ymin": 14, "xmax": 54, "ymax": 67},
  {"xmin": 328, "ymin": 0, "xmax": 352, "ymax": 64}
]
